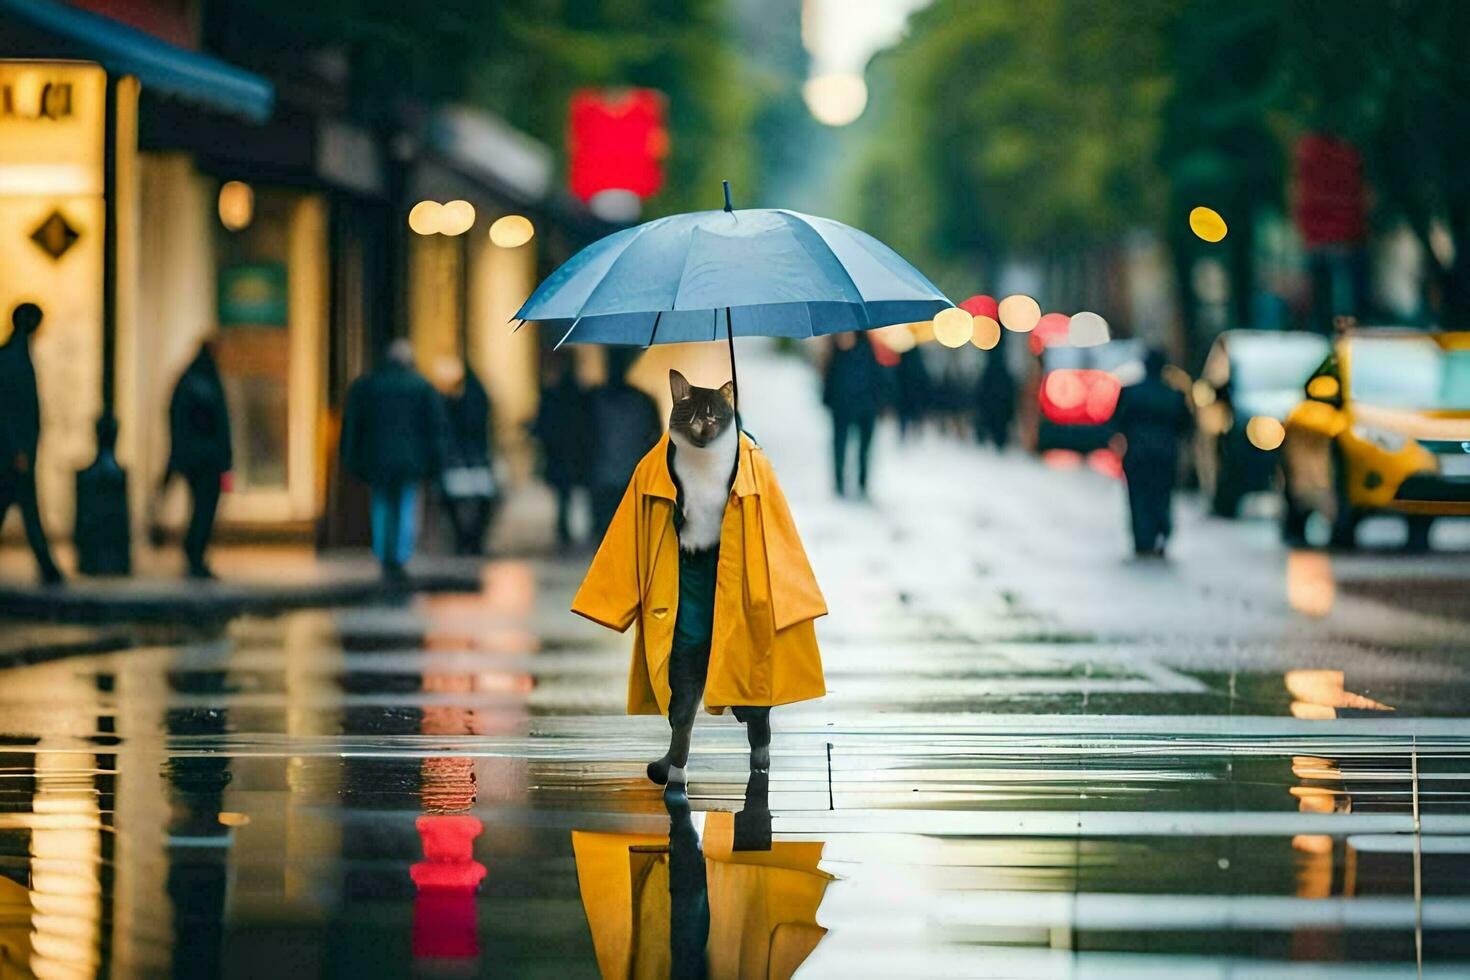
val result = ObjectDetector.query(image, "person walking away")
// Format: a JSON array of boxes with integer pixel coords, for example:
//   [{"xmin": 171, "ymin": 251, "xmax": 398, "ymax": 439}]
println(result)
[
  {"xmin": 0, "ymin": 304, "xmax": 63, "ymax": 584},
  {"xmin": 585, "ymin": 351, "xmax": 661, "ymax": 541},
  {"xmin": 531, "ymin": 353, "xmax": 589, "ymax": 549},
  {"xmin": 341, "ymin": 339, "xmax": 450, "ymax": 579},
  {"xmin": 166, "ymin": 339, "xmax": 233, "ymax": 578},
  {"xmin": 974, "ymin": 344, "xmax": 1016, "ymax": 449},
  {"xmin": 438, "ymin": 359, "xmax": 497, "ymax": 556},
  {"xmin": 822, "ymin": 332, "xmax": 883, "ymax": 498},
  {"xmin": 894, "ymin": 345, "xmax": 931, "ymax": 440},
  {"xmin": 1113, "ymin": 349, "xmax": 1192, "ymax": 558}
]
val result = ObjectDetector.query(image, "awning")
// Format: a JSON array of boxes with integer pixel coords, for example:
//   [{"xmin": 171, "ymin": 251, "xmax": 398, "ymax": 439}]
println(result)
[{"xmin": 0, "ymin": 0, "xmax": 273, "ymax": 122}]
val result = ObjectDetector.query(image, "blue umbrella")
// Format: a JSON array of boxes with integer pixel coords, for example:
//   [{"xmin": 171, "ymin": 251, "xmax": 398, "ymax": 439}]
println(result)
[{"xmin": 514, "ymin": 182, "xmax": 953, "ymax": 404}]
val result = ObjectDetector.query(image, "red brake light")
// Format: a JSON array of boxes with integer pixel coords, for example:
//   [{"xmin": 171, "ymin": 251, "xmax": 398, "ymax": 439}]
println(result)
[{"xmin": 1040, "ymin": 369, "xmax": 1121, "ymax": 425}]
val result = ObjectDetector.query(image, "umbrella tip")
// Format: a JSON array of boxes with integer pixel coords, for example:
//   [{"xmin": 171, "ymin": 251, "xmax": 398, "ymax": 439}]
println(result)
[{"xmin": 722, "ymin": 179, "xmax": 733, "ymax": 212}]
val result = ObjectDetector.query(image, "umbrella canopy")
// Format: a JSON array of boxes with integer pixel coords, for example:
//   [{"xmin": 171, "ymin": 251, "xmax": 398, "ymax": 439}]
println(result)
[{"xmin": 515, "ymin": 205, "xmax": 953, "ymax": 347}]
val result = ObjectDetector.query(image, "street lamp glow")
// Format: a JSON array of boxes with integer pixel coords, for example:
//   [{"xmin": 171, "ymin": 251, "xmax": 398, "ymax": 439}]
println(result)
[
  {"xmin": 998, "ymin": 294, "xmax": 1041, "ymax": 333},
  {"xmin": 217, "ymin": 180, "xmax": 253, "ymax": 231},
  {"xmin": 1189, "ymin": 206, "xmax": 1228, "ymax": 242},
  {"xmin": 933, "ymin": 306, "xmax": 974, "ymax": 347},
  {"xmin": 1246, "ymin": 415, "xmax": 1285, "ymax": 451},
  {"xmin": 490, "ymin": 214, "xmax": 536, "ymax": 248},
  {"xmin": 971, "ymin": 315, "xmax": 1001, "ymax": 350},
  {"xmin": 439, "ymin": 199, "xmax": 476, "ymax": 236},
  {"xmin": 409, "ymin": 200, "xmax": 443, "ymax": 235},
  {"xmin": 803, "ymin": 72, "xmax": 868, "ymax": 126}
]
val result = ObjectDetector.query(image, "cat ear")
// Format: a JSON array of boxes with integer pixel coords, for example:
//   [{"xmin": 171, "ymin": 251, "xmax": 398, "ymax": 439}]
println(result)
[
  {"xmin": 669, "ymin": 369, "xmax": 691, "ymax": 401},
  {"xmin": 718, "ymin": 380, "xmax": 735, "ymax": 406}
]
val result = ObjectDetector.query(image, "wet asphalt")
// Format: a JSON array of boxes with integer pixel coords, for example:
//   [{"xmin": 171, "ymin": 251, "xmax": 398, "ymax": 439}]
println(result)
[{"xmin": 1, "ymin": 348, "xmax": 1469, "ymax": 978}]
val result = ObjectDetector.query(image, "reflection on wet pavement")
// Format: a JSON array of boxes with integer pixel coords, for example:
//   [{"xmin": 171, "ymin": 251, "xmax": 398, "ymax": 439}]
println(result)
[{"xmin": 0, "ymin": 552, "xmax": 1462, "ymax": 978}]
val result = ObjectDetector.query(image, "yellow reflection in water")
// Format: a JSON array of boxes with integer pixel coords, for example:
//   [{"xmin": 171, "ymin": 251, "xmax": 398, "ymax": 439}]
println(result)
[
  {"xmin": 1285, "ymin": 669, "xmax": 1393, "ymax": 720},
  {"xmin": 572, "ymin": 816, "xmax": 833, "ymax": 980}
]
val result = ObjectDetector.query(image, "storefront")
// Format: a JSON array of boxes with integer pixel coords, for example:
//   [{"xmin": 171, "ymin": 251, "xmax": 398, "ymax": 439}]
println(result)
[
  {"xmin": 408, "ymin": 106, "xmax": 607, "ymax": 485},
  {"xmin": 0, "ymin": 0, "xmax": 273, "ymax": 563}
]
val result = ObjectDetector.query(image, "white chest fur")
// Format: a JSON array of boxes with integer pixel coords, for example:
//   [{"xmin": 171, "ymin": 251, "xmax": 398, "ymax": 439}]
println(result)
[{"xmin": 669, "ymin": 426, "xmax": 736, "ymax": 551}]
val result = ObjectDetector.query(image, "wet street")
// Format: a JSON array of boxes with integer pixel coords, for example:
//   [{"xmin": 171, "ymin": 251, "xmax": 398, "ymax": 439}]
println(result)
[{"xmin": 3, "ymin": 351, "xmax": 1469, "ymax": 978}]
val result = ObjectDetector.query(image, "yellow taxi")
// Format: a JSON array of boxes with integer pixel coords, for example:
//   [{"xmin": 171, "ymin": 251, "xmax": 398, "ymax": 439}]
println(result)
[{"xmin": 1281, "ymin": 329, "xmax": 1470, "ymax": 549}]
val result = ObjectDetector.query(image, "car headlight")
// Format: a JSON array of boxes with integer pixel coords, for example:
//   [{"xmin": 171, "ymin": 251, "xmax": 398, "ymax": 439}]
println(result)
[{"xmin": 1351, "ymin": 424, "xmax": 1408, "ymax": 452}]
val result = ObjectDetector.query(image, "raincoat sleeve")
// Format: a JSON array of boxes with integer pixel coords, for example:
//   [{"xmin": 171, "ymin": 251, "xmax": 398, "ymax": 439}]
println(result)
[
  {"xmin": 571, "ymin": 478, "xmax": 642, "ymax": 632},
  {"xmin": 751, "ymin": 452, "xmax": 827, "ymax": 631}
]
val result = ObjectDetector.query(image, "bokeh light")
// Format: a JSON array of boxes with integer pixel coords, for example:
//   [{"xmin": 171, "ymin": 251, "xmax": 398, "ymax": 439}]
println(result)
[
  {"xmin": 960, "ymin": 294, "xmax": 999, "ymax": 320},
  {"xmin": 971, "ymin": 315, "xmax": 1001, "ymax": 350},
  {"xmin": 1189, "ymin": 206, "xmax": 1228, "ymax": 242},
  {"xmin": 490, "ymin": 214, "xmax": 536, "ymax": 248},
  {"xmin": 1031, "ymin": 312, "xmax": 1071, "ymax": 353},
  {"xmin": 1246, "ymin": 415, "xmax": 1286, "ymax": 450},
  {"xmin": 803, "ymin": 72, "xmax": 868, "ymax": 126},
  {"xmin": 1067, "ymin": 311, "xmax": 1109, "ymax": 347},
  {"xmin": 439, "ymin": 200, "xmax": 476, "ymax": 236},
  {"xmin": 933, "ymin": 306, "xmax": 974, "ymax": 347},
  {"xmin": 873, "ymin": 323, "xmax": 917, "ymax": 353},
  {"xmin": 218, "ymin": 180, "xmax": 254, "ymax": 231},
  {"xmin": 409, "ymin": 200, "xmax": 443, "ymax": 235},
  {"xmin": 998, "ymin": 294, "xmax": 1041, "ymax": 332}
]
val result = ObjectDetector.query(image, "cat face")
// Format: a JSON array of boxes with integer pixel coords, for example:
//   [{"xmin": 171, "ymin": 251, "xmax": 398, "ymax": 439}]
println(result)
[{"xmin": 669, "ymin": 370, "xmax": 735, "ymax": 448}]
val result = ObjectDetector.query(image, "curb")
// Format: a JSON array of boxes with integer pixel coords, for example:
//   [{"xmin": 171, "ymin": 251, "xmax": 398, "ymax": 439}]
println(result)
[{"xmin": 0, "ymin": 569, "xmax": 482, "ymax": 626}]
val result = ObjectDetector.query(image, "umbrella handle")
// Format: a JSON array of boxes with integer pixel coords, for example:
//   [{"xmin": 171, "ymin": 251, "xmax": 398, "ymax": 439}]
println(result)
[{"xmin": 725, "ymin": 306, "xmax": 739, "ymax": 414}]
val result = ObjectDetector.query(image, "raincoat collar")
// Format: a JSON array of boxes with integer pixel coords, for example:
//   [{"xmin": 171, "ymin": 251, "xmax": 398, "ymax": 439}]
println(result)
[{"xmin": 644, "ymin": 431, "xmax": 759, "ymax": 501}]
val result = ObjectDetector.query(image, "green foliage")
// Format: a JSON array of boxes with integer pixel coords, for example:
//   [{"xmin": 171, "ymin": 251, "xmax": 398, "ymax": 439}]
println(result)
[{"xmin": 854, "ymin": 0, "xmax": 1179, "ymax": 280}]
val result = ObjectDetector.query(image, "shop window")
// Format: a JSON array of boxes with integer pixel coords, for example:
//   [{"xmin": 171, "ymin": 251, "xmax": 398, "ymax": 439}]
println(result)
[{"xmin": 214, "ymin": 187, "xmax": 294, "ymax": 492}]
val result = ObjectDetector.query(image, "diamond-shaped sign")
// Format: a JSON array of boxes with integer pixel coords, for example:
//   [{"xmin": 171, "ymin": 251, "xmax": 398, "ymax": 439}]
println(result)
[{"xmin": 30, "ymin": 210, "xmax": 80, "ymax": 261}]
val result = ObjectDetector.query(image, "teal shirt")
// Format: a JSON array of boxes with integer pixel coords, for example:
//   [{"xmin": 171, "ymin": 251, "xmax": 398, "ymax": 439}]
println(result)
[{"xmin": 667, "ymin": 439, "xmax": 733, "ymax": 653}]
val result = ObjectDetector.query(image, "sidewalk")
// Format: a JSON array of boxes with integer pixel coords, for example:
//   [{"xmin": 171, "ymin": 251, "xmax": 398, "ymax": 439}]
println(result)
[{"xmin": 0, "ymin": 544, "xmax": 482, "ymax": 624}]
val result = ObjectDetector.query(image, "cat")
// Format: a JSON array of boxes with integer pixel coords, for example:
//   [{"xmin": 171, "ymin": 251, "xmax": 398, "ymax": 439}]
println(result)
[{"xmin": 667, "ymin": 370, "xmax": 736, "ymax": 551}]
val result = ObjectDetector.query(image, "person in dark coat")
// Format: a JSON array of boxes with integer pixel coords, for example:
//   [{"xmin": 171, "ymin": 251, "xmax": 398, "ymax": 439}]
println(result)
[
  {"xmin": 823, "ymin": 332, "xmax": 883, "ymax": 497},
  {"xmin": 167, "ymin": 340, "xmax": 233, "ymax": 578},
  {"xmin": 439, "ymin": 360, "xmax": 497, "ymax": 555},
  {"xmin": 341, "ymin": 339, "xmax": 450, "ymax": 578},
  {"xmin": 0, "ymin": 303, "xmax": 62, "ymax": 584},
  {"xmin": 1113, "ymin": 349, "xmax": 1193, "ymax": 558},
  {"xmin": 974, "ymin": 346, "xmax": 1016, "ymax": 449},
  {"xmin": 531, "ymin": 354, "xmax": 589, "ymax": 549},
  {"xmin": 585, "ymin": 350, "xmax": 661, "ymax": 540},
  {"xmin": 893, "ymin": 346, "xmax": 932, "ymax": 440}
]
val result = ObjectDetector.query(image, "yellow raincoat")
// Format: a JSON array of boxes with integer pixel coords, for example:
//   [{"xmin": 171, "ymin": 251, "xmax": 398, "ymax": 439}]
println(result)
[{"xmin": 572, "ymin": 433, "xmax": 827, "ymax": 715}]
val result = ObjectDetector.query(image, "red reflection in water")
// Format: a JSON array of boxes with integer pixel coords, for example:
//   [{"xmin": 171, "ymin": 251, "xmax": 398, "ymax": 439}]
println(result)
[{"xmin": 412, "ymin": 815, "xmax": 487, "ymax": 960}]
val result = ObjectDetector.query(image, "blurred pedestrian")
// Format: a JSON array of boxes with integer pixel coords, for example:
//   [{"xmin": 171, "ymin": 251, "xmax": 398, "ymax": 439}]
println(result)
[
  {"xmin": 894, "ymin": 346, "xmax": 932, "ymax": 439},
  {"xmin": 1113, "ymin": 349, "xmax": 1192, "ymax": 558},
  {"xmin": 974, "ymin": 346, "xmax": 1016, "ymax": 449},
  {"xmin": 0, "ymin": 303, "xmax": 62, "ymax": 585},
  {"xmin": 341, "ymin": 339, "xmax": 450, "ymax": 579},
  {"xmin": 585, "ymin": 350, "xmax": 661, "ymax": 540},
  {"xmin": 436, "ymin": 358, "xmax": 497, "ymax": 556},
  {"xmin": 823, "ymin": 332, "xmax": 883, "ymax": 498},
  {"xmin": 166, "ymin": 339, "xmax": 233, "ymax": 579},
  {"xmin": 531, "ymin": 353, "xmax": 588, "ymax": 549}
]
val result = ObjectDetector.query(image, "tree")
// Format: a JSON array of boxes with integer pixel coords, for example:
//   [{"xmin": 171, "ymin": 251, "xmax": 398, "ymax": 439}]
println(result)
[
  {"xmin": 849, "ymin": 0, "xmax": 1180, "ymax": 300},
  {"xmin": 1281, "ymin": 0, "xmax": 1470, "ymax": 326}
]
